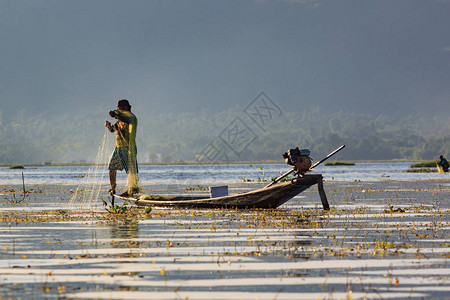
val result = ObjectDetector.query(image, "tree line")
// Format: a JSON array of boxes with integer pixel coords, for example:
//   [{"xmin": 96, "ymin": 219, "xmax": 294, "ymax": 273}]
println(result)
[{"xmin": 0, "ymin": 108, "xmax": 448, "ymax": 164}]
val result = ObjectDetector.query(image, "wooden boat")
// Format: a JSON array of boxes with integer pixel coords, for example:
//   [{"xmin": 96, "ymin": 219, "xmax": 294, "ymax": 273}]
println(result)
[
  {"xmin": 112, "ymin": 146, "xmax": 347, "ymax": 210},
  {"xmin": 113, "ymin": 174, "xmax": 330, "ymax": 210}
]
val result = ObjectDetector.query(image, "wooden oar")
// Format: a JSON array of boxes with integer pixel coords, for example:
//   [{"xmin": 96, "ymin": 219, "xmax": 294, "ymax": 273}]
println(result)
[
  {"xmin": 309, "ymin": 144, "xmax": 345, "ymax": 170},
  {"xmin": 264, "ymin": 145, "xmax": 345, "ymax": 188}
]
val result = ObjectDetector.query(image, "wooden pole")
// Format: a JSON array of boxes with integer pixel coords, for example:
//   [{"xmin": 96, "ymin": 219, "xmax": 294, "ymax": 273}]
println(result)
[
  {"xmin": 317, "ymin": 176, "xmax": 329, "ymax": 210},
  {"xmin": 309, "ymin": 145, "xmax": 345, "ymax": 170},
  {"xmin": 264, "ymin": 168, "xmax": 295, "ymax": 188}
]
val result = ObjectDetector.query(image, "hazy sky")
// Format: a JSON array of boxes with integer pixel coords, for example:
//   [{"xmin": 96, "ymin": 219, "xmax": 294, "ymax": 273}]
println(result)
[{"xmin": 1, "ymin": 0, "xmax": 449, "ymax": 117}]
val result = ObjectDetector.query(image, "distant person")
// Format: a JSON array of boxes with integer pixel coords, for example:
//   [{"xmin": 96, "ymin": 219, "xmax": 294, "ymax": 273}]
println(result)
[
  {"xmin": 438, "ymin": 155, "xmax": 449, "ymax": 172},
  {"xmin": 105, "ymin": 99, "xmax": 140, "ymax": 197}
]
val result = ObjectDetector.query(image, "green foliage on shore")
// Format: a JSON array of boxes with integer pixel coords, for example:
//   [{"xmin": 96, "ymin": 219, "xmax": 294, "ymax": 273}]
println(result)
[{"xmin": 0, "ymin": 108, "xmax": 449, "ymax": 163}]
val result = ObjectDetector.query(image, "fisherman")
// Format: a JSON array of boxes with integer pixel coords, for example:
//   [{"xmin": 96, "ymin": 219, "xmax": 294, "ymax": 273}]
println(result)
[
  {"xmin": 438, "ymin": 155, "xmax": 449, "ymax": 172},
  {"xmin": 105, "ymin": 99, "xmax": 139, "ymax": 197}
]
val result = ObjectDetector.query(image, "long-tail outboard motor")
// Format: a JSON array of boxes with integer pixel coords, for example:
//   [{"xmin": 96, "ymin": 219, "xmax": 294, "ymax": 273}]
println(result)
[
  {"xmin": 265, "ymin": 145, "xmax": 345, "ymax": 189},
  {"xmin": 282, "ymin": 147, "xmax": 312, "ymax": 175}
]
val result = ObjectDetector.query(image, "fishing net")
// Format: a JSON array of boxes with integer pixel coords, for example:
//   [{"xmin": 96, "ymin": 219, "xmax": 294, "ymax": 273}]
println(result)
[
  {"xmin": 68, "ymin": 130, "xmax": 114, "ymax": 209},
  {"xmin": 126, "ymin": 119, "xmax": 140, "ymax": 195},
  {"xmin": 68, "ymin": 109, "xmax": 140, "ymax": 209},
  {"xmin": 116, "ymin": 110, "xmax": 140, "ymax": 195}
]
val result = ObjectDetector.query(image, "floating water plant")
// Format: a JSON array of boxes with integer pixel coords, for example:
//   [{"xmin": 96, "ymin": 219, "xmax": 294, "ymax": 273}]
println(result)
[
  {"xmin": 185, "ymin": 185, "xmax": 208, "ymax": 191},
  {"xmin": 407, "ymin": 161, "xmax": 439, "ymax": 173},
  {"xmin": 8, "ymin": 165, "xmax": 24, "ymax": 169},
  {"xmin": 406, "ymin": 168, "xmax": 436, "ymax": 173},
  {"xmin": 410, "ymin": 161, "xmax": 438, "ymax": 168},
  {"xmin": 247, "ymin": 164, "xmax": 266, "ymax": 182},
  {"xmin": 271, "ymin": 173, "xmax": 292, "ymax": 183},
  {"xmin": 383, "ymin": 205, "xmax": 406, "ymax": 213},
  {"xmin": 102, "ymin": 199, "xmax": 130, "ymax": 214},
  {"xmin": 324, "ymin": 160, "xmax": 355, "ymax": 166}
]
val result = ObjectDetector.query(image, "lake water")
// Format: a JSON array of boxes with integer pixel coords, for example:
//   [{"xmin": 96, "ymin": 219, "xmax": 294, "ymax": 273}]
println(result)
[
  {"xmin": 0, "ymin": 163, "xmax": 448, "ymax": 299},
  {"xmin": 0, "ymin": 161, "xmax": 447, "ymax": 186}
]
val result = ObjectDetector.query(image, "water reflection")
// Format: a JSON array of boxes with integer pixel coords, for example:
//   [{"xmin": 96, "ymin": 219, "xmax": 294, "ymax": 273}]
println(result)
[{"xmin": 108, "ymin": 218, "xmax": 139, "ymax": 241}]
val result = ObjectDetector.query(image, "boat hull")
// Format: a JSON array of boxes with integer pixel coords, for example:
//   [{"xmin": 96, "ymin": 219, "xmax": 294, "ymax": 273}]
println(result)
[{"xmin": 113, "ymin": 174, "xmax": 329, "ymax": 210}]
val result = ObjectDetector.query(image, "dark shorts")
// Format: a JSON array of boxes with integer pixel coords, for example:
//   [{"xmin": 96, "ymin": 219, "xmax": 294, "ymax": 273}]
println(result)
[{"xmin": 108, "ymin": 146, "xmax": 138, "ymax": 173}]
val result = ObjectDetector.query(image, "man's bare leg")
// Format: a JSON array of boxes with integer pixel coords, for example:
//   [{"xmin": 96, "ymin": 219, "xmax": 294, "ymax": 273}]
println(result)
[{"xmin": 109, "ymin": 170, "xmax": 117, "ymax": 195}]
